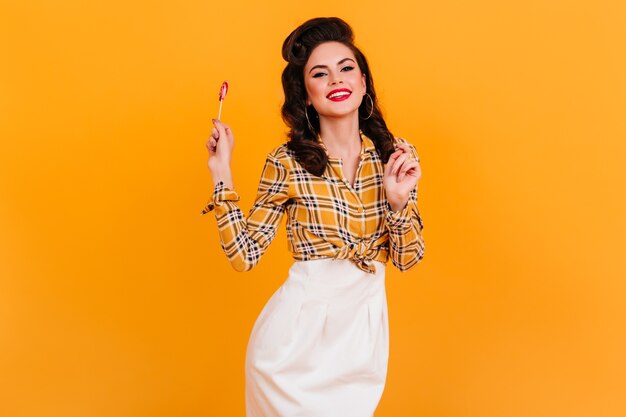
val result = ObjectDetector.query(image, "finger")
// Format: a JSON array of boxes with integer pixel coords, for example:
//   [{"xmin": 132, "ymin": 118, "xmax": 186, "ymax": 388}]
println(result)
[
  {"xmin": 389, "ymin": 147, "xmax": 405, "ymax": 159},
  {"xmin": 390, "ymin": 152, "xmax": 409, "ymax": 175},
  {"xmin": 206, "ymin": 138, "xmax": 217, "ymax": 153},
  {"xmin": 219, "ymin": 121, "xmax": 234, "ymax": 141},
  {"xmin": 395, "ymin": 158, "xmax": 414, "ymax": 182},
  {"xmin": 212, "ymin": 119, "xmax": 228, "ymax": 142},
  {"xmin": 384, "ymin": 149, "xmax": 405, "ymax": 176},
  {"xmin": 395, "ymin": 142, "xmax": 411, "ymax": 154},
  {"xmin": 395, "ymin": 142, "xmax": 420, "ymax": 163},
  {"xmin": 211, "ymin": 127, "xmax": 219, "ymax": 140},
  {"xmin": 385, "ymin": 154, "xmax": 405, "ymax": 179},
  {"xmin": 220, "ymin": 121, "xmax": 232, "ymax": 132},
  {"xmin": 397, "ymin": 160, "xmax": 418, "ymax": 182}
]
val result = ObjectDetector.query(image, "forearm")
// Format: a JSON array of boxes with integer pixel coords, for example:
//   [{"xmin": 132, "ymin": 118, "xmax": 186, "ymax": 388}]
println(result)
[{"xmin": 210, "ymin": 163, "xmax": 234, "ymax": 189}]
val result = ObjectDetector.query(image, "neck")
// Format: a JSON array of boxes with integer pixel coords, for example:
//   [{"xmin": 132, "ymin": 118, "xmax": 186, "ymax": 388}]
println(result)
[{"xmin": 318, "ymin": 114, "xmax": 361, "ymax": 157}]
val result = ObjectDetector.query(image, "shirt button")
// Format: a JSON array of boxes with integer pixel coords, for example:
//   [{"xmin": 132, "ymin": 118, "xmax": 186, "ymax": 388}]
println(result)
[{"xmin": 358, "ymin": 206, "xmax": 364, "ymax": 213}]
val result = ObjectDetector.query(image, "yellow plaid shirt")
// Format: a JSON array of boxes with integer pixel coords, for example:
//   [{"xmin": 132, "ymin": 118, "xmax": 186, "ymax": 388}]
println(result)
[{"xmin": 201, "ymin": 133, "xmax": 425, "ymax": 274}]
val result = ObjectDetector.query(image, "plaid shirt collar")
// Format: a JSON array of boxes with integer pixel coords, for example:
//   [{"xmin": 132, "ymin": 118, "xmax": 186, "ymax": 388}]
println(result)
[{"xmin": 359, "ymin": 131, "xmax": 377, "ymax": 155}]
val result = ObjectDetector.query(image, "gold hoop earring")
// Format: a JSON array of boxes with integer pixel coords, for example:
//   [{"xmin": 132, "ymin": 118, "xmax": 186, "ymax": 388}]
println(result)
[
  {"xmin": 305, "ymin": 104, "xmax": 317, "ymax": 133},
  {"xmin": 361, "ymin": 93, "xmax": 374, "ymax": 120}
]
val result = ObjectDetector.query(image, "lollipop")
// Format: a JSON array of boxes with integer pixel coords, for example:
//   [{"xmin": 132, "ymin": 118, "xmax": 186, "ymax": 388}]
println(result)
[{"xmin": 217, "ymin": 80, "xmax": 228, "ymax": 120}]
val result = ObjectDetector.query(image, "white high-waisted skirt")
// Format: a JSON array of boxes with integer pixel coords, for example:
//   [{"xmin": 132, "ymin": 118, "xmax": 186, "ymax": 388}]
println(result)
[{"xmin": 245, "ymin": 258, "xmax": 389, "ymax": 417}]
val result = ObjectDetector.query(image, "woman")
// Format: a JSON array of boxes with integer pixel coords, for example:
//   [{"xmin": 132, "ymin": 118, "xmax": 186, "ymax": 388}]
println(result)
[{"xmin": 202, "ymin": 17, "xmax": 425, "ymax": 417}]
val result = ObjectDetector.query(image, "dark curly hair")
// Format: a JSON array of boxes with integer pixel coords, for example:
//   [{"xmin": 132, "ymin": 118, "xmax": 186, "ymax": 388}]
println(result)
[{"xmin": 281, "ymin": 17, "xmax": 396, "ymax": 176}]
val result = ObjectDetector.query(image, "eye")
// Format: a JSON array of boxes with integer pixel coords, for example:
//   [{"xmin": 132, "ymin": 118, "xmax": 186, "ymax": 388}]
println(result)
[
  {"xmin": 312, "ymin": 72, "xmax": 326, "ymax": 78},
  {"xmin": 341, "ymin": 66, "xmax": 355, "ymax": 72}
]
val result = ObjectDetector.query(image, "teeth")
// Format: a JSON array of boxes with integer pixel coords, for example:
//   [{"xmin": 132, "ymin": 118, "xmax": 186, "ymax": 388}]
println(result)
[{"xmin": 328, "ymin": 91, "xmax": 351, "ymax": 99}]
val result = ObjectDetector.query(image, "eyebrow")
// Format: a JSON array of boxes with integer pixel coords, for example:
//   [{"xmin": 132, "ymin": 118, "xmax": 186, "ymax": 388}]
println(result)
[{"xmin": 308, "ymin": 58, "xmax": 356, "ymax": 74}]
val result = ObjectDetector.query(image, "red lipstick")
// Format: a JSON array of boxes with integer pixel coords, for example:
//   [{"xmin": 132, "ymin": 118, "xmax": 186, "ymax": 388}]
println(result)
[{"xmin": 326, "ymin": 88, "xmax": 352, "ymax": 102}]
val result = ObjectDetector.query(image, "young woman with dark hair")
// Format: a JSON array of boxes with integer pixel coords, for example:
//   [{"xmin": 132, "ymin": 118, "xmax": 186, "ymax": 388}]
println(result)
[{"xmin": 203, "ymin": 16, "xmax": 425, "ymax": 417}]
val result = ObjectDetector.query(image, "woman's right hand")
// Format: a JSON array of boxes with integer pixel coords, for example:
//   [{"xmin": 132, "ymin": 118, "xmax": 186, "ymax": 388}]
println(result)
[{"xmin": 206, "ymin": 118, "xmax": 235, "ymax": 174}]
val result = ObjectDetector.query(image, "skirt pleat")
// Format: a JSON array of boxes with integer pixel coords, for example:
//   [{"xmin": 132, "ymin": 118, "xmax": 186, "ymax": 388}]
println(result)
[{"xmin": 245, "ymin": 258, "xmax": 389, "ymax": 417}]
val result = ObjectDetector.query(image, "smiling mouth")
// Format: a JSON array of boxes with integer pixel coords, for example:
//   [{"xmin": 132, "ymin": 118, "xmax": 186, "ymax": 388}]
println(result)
[{"xmin": 327, "ymin": 89, "xmax": 352, "ymax": 101}]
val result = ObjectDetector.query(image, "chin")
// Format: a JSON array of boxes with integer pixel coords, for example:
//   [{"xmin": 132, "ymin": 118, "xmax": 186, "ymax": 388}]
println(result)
[{"xmin": 319, "ymin": 106, "xmax": 360, "ymax": 119}]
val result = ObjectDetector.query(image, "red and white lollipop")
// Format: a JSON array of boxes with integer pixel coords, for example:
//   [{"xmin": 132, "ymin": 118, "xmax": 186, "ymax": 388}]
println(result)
[{"xmin": 217, "ymin": 80, "xmax": 228, "ymax": 120}]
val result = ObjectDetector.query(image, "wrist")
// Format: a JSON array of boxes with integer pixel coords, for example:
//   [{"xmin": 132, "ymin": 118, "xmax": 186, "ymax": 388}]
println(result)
[
  {"xmin": 211, "ymin": 167, "xmax": 233, "ymax": 189},
  {"xmin": 388, "ymin": 200, "xmax": 407, "ymax": 212},
  {"xmin": 386, "ymin": 192, "xmax": 410, "ymax": 212}
]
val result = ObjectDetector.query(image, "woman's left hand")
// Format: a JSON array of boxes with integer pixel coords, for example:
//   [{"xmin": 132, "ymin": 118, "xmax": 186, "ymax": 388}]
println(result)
[{"xmin": 382, "ymin": 143, "xmax": 421, "ymax": 211}]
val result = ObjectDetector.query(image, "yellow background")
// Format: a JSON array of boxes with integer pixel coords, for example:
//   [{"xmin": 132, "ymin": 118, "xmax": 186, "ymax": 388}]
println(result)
[{"xmin": 1, "ymin": 0, "xmax": 625, "ymax": 416}]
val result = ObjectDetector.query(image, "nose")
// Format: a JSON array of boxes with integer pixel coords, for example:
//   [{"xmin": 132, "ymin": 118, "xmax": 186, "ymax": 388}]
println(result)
[{"xmin": 329, "ymin": 73, "xmax": 343, "ymax": 85}]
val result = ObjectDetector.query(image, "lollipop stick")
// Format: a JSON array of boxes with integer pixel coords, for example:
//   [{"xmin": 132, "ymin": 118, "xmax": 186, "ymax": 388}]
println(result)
[{"xmin": 217, "ymin": 100, "xmax": 223, "ymax": 120}]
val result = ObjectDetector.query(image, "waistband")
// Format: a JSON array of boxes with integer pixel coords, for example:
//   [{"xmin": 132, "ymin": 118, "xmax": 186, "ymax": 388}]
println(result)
[{"xmin": 285, "ymin": 258, "xmax": 386, "ymax": 306}]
